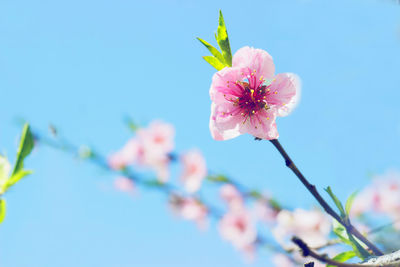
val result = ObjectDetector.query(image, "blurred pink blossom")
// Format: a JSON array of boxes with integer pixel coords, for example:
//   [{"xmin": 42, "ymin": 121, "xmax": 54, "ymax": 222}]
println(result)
[
  {"xmin": 252, "ymin": 200, "xmax": 278, "ymax": 223},
  {"xmin": 108, "ymin": 120, "xmax": 175, "ymax": 182},
  {"xmin": 350, "ymin": 188, "xmax": 374, "ymax": 217},
  {"xmin": 135, "ymin": 121, "xmax": 175, "ymax": 182},
  {"xmin": 220, "ymin": 184, "xmax": 244, "ymax": 210},
  {"xmin": 136, "ymin": 120, "xmax": 175, "ymax": 158},
  {"xmin": 180, "ymin": 150, "xmax": 207, "ymax": 193},
  {"xmin": 219, "ymin": 207, "xmax": 257, "ymax": 251},
  {"xmin": 170, "ymin": 196, "xmax": 208, "ymax": 229},
  {"xmin": 272, "ymin": 254, "xmax": 295, "ymax": 267},
  {"xmin": 352, "ymin": 170, "xmax": 400, "ymax": 224},
  {"xmin": 114, "ymin": 176, "xmax": 135, "ymax": 193},
  {"xmin": 209, "ymin": 46, "xmax": 301, "ymax": 140},
  {"xmin": 108, "ymin": 138, "xmax": 140, "ymax": 170},
  {"xmin": 272, "ymin": 209, "xmax": 331, "ymax": 250}
]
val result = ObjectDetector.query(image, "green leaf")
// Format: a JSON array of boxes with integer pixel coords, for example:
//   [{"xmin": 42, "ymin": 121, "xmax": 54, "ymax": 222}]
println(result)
[
  {"xmin": 216, "ymin": 10, "xmax": 232, "ymax": 67},
  {"xmin": 206, "ymin": 174, "xmax": 230, "ymax": 183},
  {"xmin": 269, "ymin": 198, "xmax": 281, "ymax": 210},
  {"xmin": 0, "ymin": 156, "xmax": 11, "ymax": 194},
  {"xmin": 0, "ymin": 199, "xmax": 6, "ymax": 224},
  {"xmin": 11, "ymin": 124, "xmax": 34, "ymax": 177},
  {"xmin": 326, "ymin": 251, "xmax": 357, "ymax": 267},
  {"xmin": 333, "ymin": 219, "xmax": 351, "ymax": 244},
  {"xmin": 5, "ymin": 169, "xmax": 33, "ymax": 190},
  {"xmin": 346, "ymin": 230, "xmax": 370, "ymax": 259},
  {"xmin": 143, "ymin": 179, "xmax": 165, "ymax": 188},
  {"xmin": 197, "ymin": 37, "xmax": 226, "ymax": 65},
  {"xmin": 332, "ymin": 219, "xmax": 370, "ymax": 260},
  {"xmin": 249, "ymin": 190, "xmax": 263, "ymax": 199},
  {"xmin": 345, "ymin": 191, "xmax": 358, "ymax": 217},
  {"xmin": 78, "ymin": 145, "xmax": 93, "ymax": 159},
  {"xmin": 123, "ymin": 116, "xmax": 139, "ymax": 132},
  {"xmin": 202, "ymin": 56, "xmax": 226, "ymax": 71},
  {"xmin": 325, "ymin": 186, "xmax": 346, "ymax": 218}
]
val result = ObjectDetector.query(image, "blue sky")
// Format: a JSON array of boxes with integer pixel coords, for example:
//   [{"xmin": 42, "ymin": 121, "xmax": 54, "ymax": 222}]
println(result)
[{"xmin": 1, "ymin": 0, "xmax": 400, "ymax": 266}]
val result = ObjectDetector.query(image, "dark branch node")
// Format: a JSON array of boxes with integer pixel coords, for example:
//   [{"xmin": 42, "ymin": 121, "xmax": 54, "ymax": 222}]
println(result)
[{"xmin": 292, "ymin": 236, "xmax": 310, "ymax": 257}]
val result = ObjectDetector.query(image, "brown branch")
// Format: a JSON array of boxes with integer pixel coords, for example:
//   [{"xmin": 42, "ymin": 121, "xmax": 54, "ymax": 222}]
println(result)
[
  {"xmin": 270, "ymin": 139, "xmax": 383, "ymax": 256},
  {"xmin": 292, "ymin": 236, "xmax": 398, "ymax": 267}
]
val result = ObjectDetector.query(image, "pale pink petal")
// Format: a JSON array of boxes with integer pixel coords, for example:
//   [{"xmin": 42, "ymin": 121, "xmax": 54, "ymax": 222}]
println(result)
[
  {"xmin": 350, "ymin": 189, "xmax": 373, "ymax": 217},
  {"xmin": 108, "ymin": 138, "xmax": 141, "ymax": 170},
  {"xmin": 153, "ymin": 158, "xmax": 170, "ymax": 183},
  {"xmin": 272, "ymin": 254, "xmax": 295, "ymax": 267},
  {"xmin": 232, "ymin": 46, "xmax": 275, "ymax": 80},
  {"xmin": 137, "ymin": 120, "xmax": 175, "ymax": 156},
  {"xmin": 239, "ymin": 109, "xmax": 279, "ymax": 140},
  {"xmin": 180, "ymin": 150, "xmax": 207, "ymax": 193},
  {"xmin": 252, "ymin": 200, "xmax": 278, "ymax": 223},
  {"xmin": 272, "ymin": 209, "xmax": 331, "ymax": 249},
  {"xmin": 209, "ymin": 67, "xmax": 244, "ymax": 104},
  {"xmin": 210, "ymin": 102, "xmax": 242, "ymax": 141},
  {"xmin": 220, "ymin": 184, "xmax": 244, "ymax": 208},
  {"xmin": 171, "ymin": 197, "xmax": 209, "ymax": 229},
  {"xmin": 108, "ymin": 152, "xmax": 127, "ymax": 170},
  {"xmin": 114, "ymin": 176, "xmax": 135, "ymax": 193},
  {"xmin": 219, "ymin": 208, "xmax": 257, "ymax": 249},
  {"xmin": 268, "ymin": 73, "xmax": 301, "ymax": 117}
]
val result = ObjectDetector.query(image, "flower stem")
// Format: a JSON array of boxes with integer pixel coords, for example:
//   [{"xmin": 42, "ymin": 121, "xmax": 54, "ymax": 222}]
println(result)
[{"xmin": 269, "ymin": 139, "xmax": 383, "ymax": 256}]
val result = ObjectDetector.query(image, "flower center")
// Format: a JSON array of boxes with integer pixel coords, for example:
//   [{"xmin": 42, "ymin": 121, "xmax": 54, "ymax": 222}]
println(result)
[
  {"xmin": 222, "ymin": 71, "xmax": 278, "ymax": 125},
  {"xmin": 235, "ymin": 81, "xmax": 269, "ymax": 116}
]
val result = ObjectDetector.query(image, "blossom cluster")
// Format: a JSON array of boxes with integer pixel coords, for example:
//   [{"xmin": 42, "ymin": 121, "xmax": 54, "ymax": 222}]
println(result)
[
  {"xmin": 108, "ymin": 122, "xmax": 335, "ymax": 265},
  {"xmin": 351, "ymin": 170, "xmax": 400, "ymax": 229}
]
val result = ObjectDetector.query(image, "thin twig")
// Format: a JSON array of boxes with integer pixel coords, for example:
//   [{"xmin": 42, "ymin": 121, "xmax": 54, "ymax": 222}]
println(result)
[
  {"xmin": 369, "ymin": 218, "xmax": 400, "ymax": 235},
  {"xmin": 269, "ymin": 139, "xmax": 383, "ymax": 256},
  {"xmin": 292, "ymin": 236, "xmax": 396, "ymax": 267}
]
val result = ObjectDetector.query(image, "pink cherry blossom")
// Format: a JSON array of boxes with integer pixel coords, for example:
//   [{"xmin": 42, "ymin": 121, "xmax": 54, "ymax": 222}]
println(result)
[
  {"xmin": 114, "ymin": 176, "xmax": 135, "ymax": 193},
  {"xmin": 220, "ymin": 184, "xmax": 244, "ymax": 209},
  {"xmin": 252, "ymin": 199, "xmax": 278, "ymax": 223},
  {"xmin": 350, "ymin": 188, "xmax": 374, "ymax": 217},
  {"xmin": 108, "ymin": 138, "xmax": 140, "ymax": 170},
  {"xmin": 272, "ymin": 209, "xmax": 331, "ymax": 250},
  {"xmin": 135, "ymin": 121, "xmax": 175, "ymax": 182},
  {"xmin": 136, "ymin": 120, "xmax": 175, "ymax": 159},
  {"xmin": 209, "ymin": 46, "xmax": 301, "ymax": 140},
  {"xmin": 180, "ymin": 150, "xmax": 207, "ymax": 193},
  {"xmin": 108, "ymin": 121, "xmax": 175, "ymax": 182},
  {"xmin": 352, "ymin": 170, "xmax": 400, "ymax": 223},
  {"xmin": 170, "ymin": 196, "xmax": 208, "ymax": 229},
  {"xmin": 218, "ymin": 208, "xmax": 257, "ymax": 250}
]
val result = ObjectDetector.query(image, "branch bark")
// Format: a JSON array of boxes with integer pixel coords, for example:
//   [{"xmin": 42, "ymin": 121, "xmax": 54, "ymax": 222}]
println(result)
[
  {"xmin": 270, "ymin": 139, "xmax": 383, "ymax": 256},
  {"xmin": 292, "ymin": 236, "xmax": 400, "ymax": 267}
]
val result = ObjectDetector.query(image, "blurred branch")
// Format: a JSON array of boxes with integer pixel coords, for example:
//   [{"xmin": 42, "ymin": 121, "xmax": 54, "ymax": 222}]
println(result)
[
  {"xmin": 369, "ymin": 218, "xmax": 400, "ymax": 235},
  {"xmin": 32, "ymin": 127, "xmax": 291, "ymax": 256}
]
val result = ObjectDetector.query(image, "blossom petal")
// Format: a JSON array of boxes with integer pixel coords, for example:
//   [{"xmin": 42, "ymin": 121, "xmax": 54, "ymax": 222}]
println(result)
[
  {"xmin": 210, "ymin": 67, "xmax": 244, "ymax": 105},
  {"xmin": 239, "ymin": 109, "xmax": 279, "ymax": 140},
  {"xmin": 210, "ymin": 102, "xmax": 242, "ymax": 140},
  {"xmin": 232, "ymin": 46, "xmax": 275, "ymax": 80},
  {"xmin": 267, "ymin": 73, "xmax": 301, "ymax": 117}
]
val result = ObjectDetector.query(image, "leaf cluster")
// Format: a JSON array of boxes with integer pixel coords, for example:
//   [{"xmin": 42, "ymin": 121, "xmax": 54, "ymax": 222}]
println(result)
[
  {"xmin": 0, "ymin": 124, "xmax": 34, "ymax": 224},
  {"xmin": 197, "ymin": 10, "xmax": 232, "ymax": 71}
]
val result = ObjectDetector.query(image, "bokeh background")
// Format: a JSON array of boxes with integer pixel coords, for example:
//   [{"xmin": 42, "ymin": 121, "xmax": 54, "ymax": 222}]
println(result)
[{"xmin": 1, "ymin": 0, "xmax": 400, "ymax": 266}]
